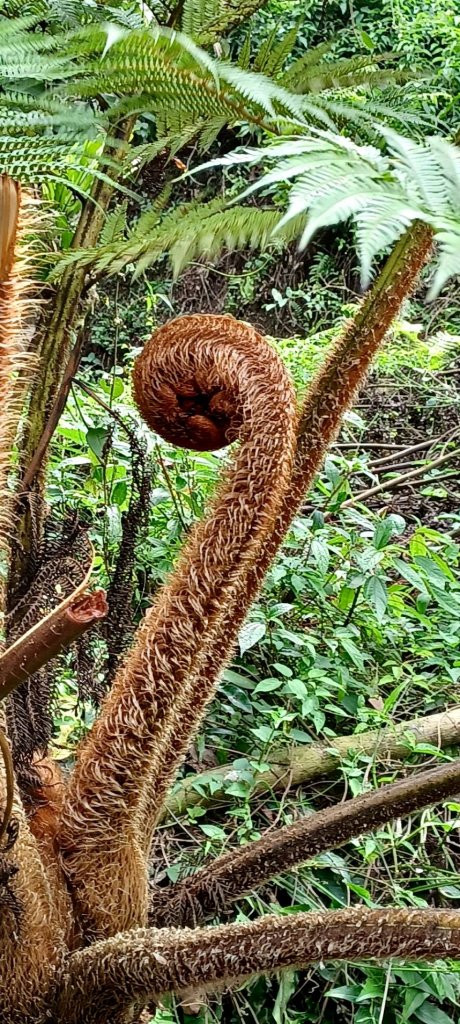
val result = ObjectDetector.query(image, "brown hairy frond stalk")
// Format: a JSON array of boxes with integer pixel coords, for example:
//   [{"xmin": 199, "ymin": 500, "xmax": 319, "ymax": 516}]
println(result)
[
  {"xmin": 150, "ymin": 755, "xmax": 460, "ymax": 927},
  {"xmin": 58, "ymin": 314, "xmax": 298, "ymax": 941},
  {"xmin": 0, "ymin": 176, "xmax": 38, "ymax": 637},
  {"xmin": 57, "ymin": 908, "xmax": 460, "ymax": 1024},
  {"xmin": 191, "ymin": 225, "xmax": 434, "ymax": 714}
]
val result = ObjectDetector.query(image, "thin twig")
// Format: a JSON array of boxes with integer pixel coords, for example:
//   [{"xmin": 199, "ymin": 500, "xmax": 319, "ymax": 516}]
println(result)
[
  {"xmin": 367, "ymin": 460, "xmax": 427, "ymax": 474},
  {"xmin": 0, "ymin": 729, "xmax": 14, "ymax": 844},
  {"xmin": 394, "ymin": 469, "xmax": 459, "ymax": 490},
  {"xmin": 369, "ymin": 431, "xmax": 455, "ymax": 468},
  {"xmin": 333, "ymin": 442, "xmax": 405, "ymax": 451},
  {"xmin": 341, "ymin": 449, "xmax": 459, "ymax": 508},
  {"xmin": 154, "ymin": 444, "xmax": 188, "ymax": 532}
]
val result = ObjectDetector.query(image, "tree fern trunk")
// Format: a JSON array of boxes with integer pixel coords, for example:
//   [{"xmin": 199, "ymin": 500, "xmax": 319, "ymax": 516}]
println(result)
[{"xmin": 10, "ymin": 125, "xmax": 134, "ymax": 590}]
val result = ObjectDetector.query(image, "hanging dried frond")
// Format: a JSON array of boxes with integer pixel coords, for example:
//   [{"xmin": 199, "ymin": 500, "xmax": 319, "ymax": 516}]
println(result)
[
  {"xmin": 103, "ymin": 427, "xmax": 153, "ymax": 681},
  {"xmin": 0, "ymin": 176, "xmax": 37, "ymax": 631},
  {"xmin": 5, "ymin": 520, "xmax": 94, "ymax": 790}
]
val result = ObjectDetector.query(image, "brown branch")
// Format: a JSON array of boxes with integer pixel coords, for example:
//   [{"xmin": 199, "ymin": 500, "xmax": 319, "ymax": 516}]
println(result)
[
  {"xmin": 164, "ymin": 706, "xmax": 460, "ymax": 816},
  {"xmin": 334, "ymin": 442, "xmax": 407, "ymax": 450},
  {"xmin": 152, "ymin": 755, "xmax": 460, "ymax": 927},
  {"xmin": 0, "ymin": 728, "xmax": 14, "ymax": 843},
  {"xmin": 369, "ymin": 431, "xmax": 455, "ymax": 467},
  {"xmin": 393, "ymin": 469, "xmax": 459, "ymax": 490},
  {"xmin": 0, "ymin": 589, "xmax": 108, "ymax": 700},
  {"xmin": 340, "ymin": 448, "xmax": 459, "ymax": 508},
  {"xmin": 57, "ymin": 908, "xmax": 460, "ymax": 1024}
]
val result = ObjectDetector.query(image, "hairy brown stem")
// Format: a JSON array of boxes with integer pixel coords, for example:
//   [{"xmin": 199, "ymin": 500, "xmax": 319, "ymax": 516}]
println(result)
[
  {"xmin": 0, "ymin": 174, "xmax": 18, "ymax": 283},
  {"xmin": 0, "ymin": 177, "xmax": 37, "ymax": 623},
  {"xmin": 152, "ymin": 754, "xmax": 460, "ymax": 927},
  {"xmin": 58, "ymin": 315, "xmax": 298, "ymax": 941},
  {"xmin": 0, "ymin": 589, "xmax": 108, "ymax": 700},
  {"xmin": 57, "ymin": 908, "xmax": 460, "ymax": 1024},
  {"xmin": 144, "ymin": 223, "xmax": 434, "ymax": 833}
]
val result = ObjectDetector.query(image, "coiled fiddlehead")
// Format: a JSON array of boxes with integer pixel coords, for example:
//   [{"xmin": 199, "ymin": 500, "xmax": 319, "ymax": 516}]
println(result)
[{"xmin": 58, "ymin": 314, "xmax": 298, "ymax": 940}]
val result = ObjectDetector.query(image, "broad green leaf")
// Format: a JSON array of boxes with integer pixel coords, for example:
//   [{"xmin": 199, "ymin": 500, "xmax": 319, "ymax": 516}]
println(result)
[
  {"xmin": 339, "ymin": 637, "xmax": 365, "ymax": 671},
  {"xmin": 86, "ymin": 426, "xmax": 110, "ymax": 461},
  {"xmin": 415, "ymin": 1005, "xmax": 457, "ymax": 1024},
  {"xmin": 253, "ymin": 678, "xmax": 283, "ymax": 693},
  {"xmin": 311, "ymin": 538, "xmax": 330, "ymax": 574},
  {"xmin": 238, "ymin": 621, "xmax": 266, "ymax": 654},
  {"xmin": 364, "ymin": 575, "xmax": 388, "ymax": 621}
]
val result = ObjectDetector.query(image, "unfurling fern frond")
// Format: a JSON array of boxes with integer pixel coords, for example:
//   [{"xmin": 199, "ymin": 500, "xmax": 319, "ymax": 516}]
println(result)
[{"xmin": 196, "ymin": 129, "xmax": 460, "ymax": 296}]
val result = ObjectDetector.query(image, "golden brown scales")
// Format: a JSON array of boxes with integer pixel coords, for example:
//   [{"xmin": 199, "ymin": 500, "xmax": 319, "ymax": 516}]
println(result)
[{"xmin": 3, "ymin": 183, "xmax": 457, "ymax": 1024}]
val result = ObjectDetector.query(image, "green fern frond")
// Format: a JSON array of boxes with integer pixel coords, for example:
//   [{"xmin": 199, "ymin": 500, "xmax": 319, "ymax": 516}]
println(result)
[
  {"xmin": 196, "ymin": 0, "xmax": 269, "ymax": 46},
  {"xmin": 285, "ymin": 53, "xmax": 406, "ymax": 95},
  {"xmin": 237, "ymin": 30, "xmax": 252, "ymax": 70},
  {"xmin": 0, "ymin": 135, "xmax": 97, "ymax": 187},
  {"xmin": 99, "ymin": 203, "xmax": 128, "ymax": 246},
  {"xmin": 0, "ymin": 15, "xmax": 433, "ymax": 194},
  {"xmin": 1, "ymin": 0, "xmax": 90, "ymax": 25},
  {"xmin": 65, "ymin": 25, "xmax": 307, "ymax": 126},
  {"xmin": 49, "ymin": 197, "xmax": 307, "ymax": 281},
  {"xmin": 194, "ymin": 128, "xmax": 460, "ymax": 296},
  {"xmin": 182, "ymin": 0, "xmax": 220, "ymax": 40},
  {"xmin": 253, "ymin": 24, "xmax": 299, "ymax": 77},
  {"xmin": 281, "ymin": 39, "xmax": 336, "ymax": 88},
  {"xmin": 252, "ymin": 25, "xmax": 279, "ymax": 73}
]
